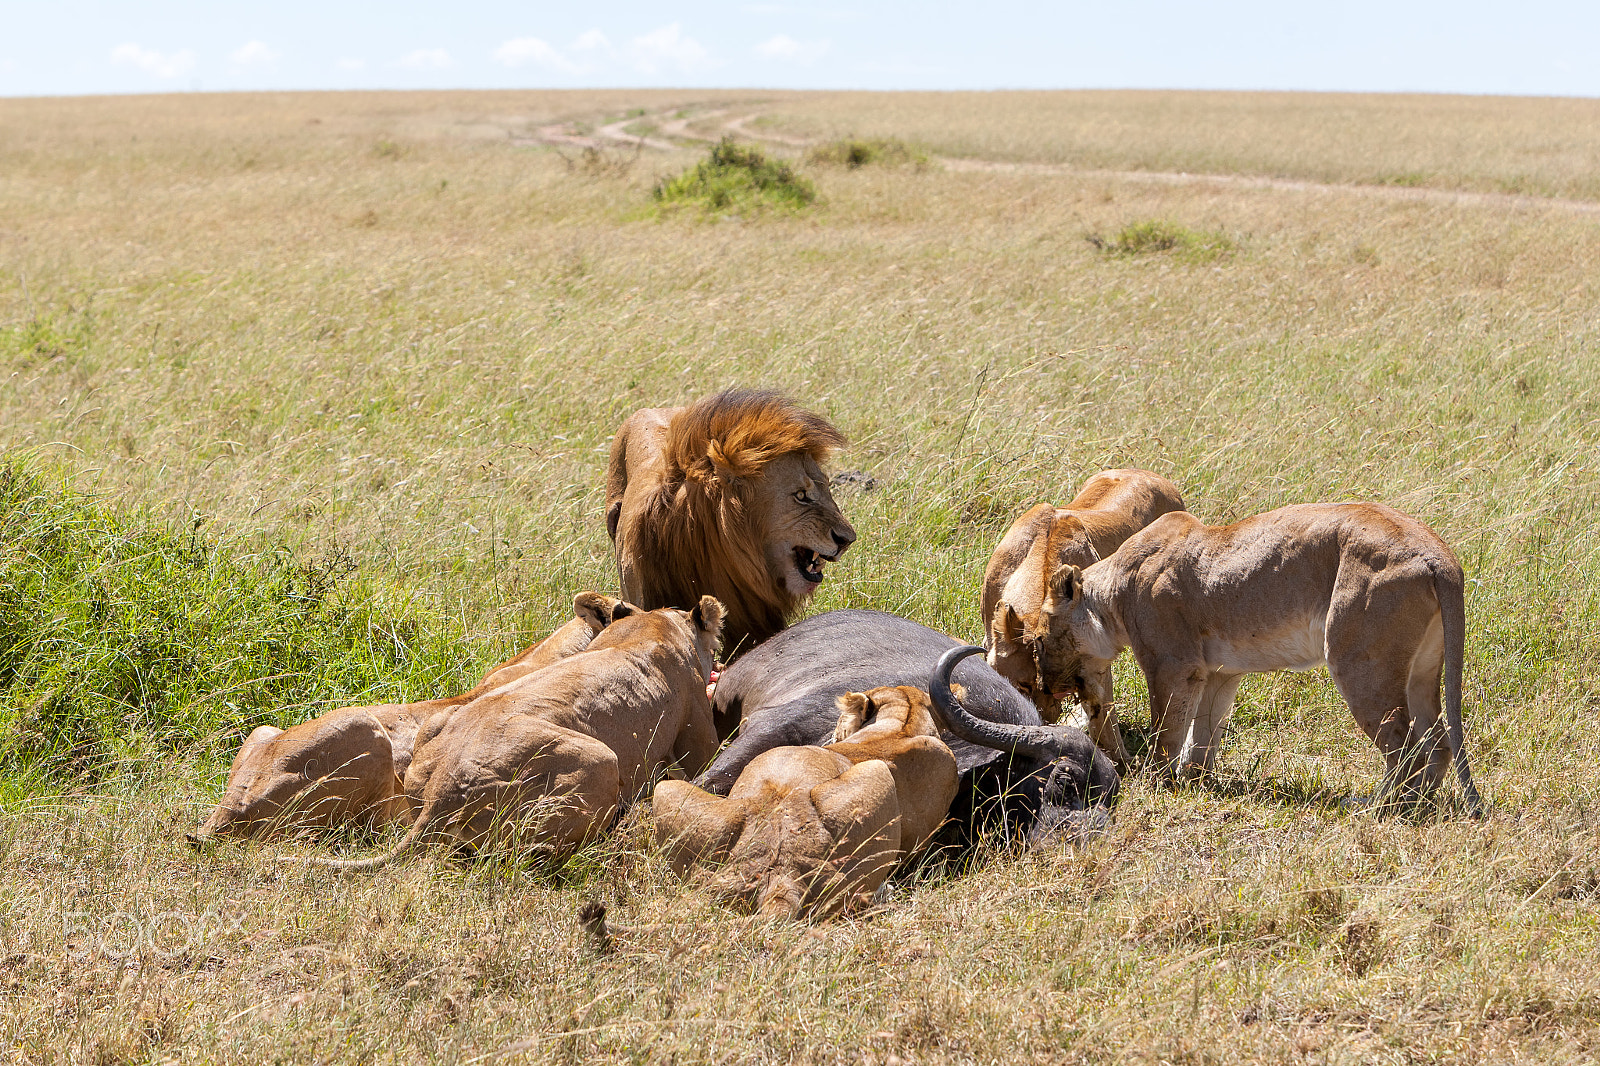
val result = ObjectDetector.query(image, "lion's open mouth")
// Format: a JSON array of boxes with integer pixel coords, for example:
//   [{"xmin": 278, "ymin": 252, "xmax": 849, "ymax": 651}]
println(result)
[{"xmin": 794, "ymin": 546, "xmax": 837, "ymax": 585}]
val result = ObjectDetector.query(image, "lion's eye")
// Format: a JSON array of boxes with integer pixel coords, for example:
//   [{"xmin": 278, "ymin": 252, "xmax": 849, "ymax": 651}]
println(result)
[{"xmin": 793, "ymin": 489, "xmax": 813, "ymax": 504}]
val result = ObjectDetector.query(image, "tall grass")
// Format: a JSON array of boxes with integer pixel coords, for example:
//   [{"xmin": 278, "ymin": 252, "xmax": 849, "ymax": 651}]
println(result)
[{"xmin": 0, "ymin": 464, "xmax": 471, "ymax": 789}]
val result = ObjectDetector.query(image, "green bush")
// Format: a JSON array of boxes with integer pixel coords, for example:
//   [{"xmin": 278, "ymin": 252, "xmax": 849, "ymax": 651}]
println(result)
[
  {"xmin": 807, "ymin": 136, "xmax": 932, "ymax": 169},
  {"xmin": 1087, "ymin": 219, "xmax": 1238, "ymax": 264},
  {"xmin": 0, "ymin": 464, "xmax": 468, "ymax": 786},
  {"xmin": 652, "ymin": 137, "xmax": 816, "ymax": 215}
]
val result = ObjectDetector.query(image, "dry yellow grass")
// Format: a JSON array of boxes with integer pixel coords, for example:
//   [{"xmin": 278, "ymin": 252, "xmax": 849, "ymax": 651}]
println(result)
[{"xmin": 2, "ymin": 89, "xmax": 1600, "ymax": 1063}]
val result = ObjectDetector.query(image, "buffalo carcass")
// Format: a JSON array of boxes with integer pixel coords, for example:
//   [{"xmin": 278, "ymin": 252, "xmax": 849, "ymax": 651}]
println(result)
[{"xmin": 698, "ymin": 610, "xmax": 1120, "ymax": 849}]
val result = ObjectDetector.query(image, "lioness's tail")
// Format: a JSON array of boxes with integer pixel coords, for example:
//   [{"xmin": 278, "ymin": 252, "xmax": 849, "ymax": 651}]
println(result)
[
  {"xmin": 1433, "ymin": 560, "xmax": 1485, "ymax": 819},
  {"xmin": 278, "ymin": 817, "xmax": 429, "ymax": 873}
]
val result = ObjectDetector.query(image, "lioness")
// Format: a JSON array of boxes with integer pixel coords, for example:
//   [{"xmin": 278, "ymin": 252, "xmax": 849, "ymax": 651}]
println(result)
[
  {"xmin": 192, "ymin": 592, "xmax": 621, "ymax": 843},
  {"xmin": 1035, "ymin": 502, "xmax": 1484, "ymax": 815},
  {"xmin": 293, "ymin": 597, "xmax": 725, "ymax": 870},
  {"xmin": 981, "ymin": 468, "xmax": 1184, "ymax": 763},
  {"xmin": 606, "ymin": 389, "xmax": 856, "ymax": 663},
  {"xmin": 653, "ymin": 685, "xmax": 959, "ymax": 920}
]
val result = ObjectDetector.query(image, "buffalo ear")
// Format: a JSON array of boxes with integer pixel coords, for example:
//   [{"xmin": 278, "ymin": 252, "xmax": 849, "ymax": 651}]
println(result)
[
  {"xmin": 691, "ymin": 595, "xmax": 725, "ymax": 636},
  {"xmin": 1047, "ymin": 564, "xmax": 1084, "ymax": 610},
  {"xmin": 572, "ymin": 591, "xmax": 619, "ymax": 631},
  {"xmin": 833, "ymin": 691, "xmax": 873, "ymax": 742}
]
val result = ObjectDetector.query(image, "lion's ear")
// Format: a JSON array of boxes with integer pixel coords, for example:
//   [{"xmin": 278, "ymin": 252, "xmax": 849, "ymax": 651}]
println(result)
[
  {"xmin": 705, "ymin": 439, "xmax": 765, "ymax": 481},
  {"xmin": 609, "ymin": 600, "xmax": 638, "ymax": 622},
  {"xmin": 995, "ymin": 602, "xmax": 1026, "ymax": 647},
  {"xmin": 572, "ymin": 591, "xmax": 617, "ymax": 631},
  {"xmin": 834, "ymin": 692, "xmax": 872, "ymax": 742},
  {"xmin": 691, "ymin": 595, "xmax": 725, "ymax": 636},
  {"xmin": 1047, "ymin": 564, "xmax": 1084, "ymax": 611}
]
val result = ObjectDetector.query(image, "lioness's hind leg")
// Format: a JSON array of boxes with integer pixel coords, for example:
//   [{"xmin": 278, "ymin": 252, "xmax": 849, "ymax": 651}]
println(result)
[
  {"xmin": 1402, "ymin": 611, "xmax": 1450, "ymax": 795},
  {"xmin": 1329, "ymin": 571, "xmax": 1446, "ymax": 811},
  {"xmin": 1328, "ymin": 655, "xmax": 1415, "ymax": 812},
  {"xmin": 466, "ymin": 725, "xmax": 622, "ymax": 859}
]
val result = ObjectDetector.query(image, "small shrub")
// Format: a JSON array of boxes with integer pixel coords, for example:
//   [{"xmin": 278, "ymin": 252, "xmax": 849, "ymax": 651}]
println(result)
[
  {"xmin": 1087, "ymin": 219, "xmax": 1237, "ymax": 264},
  {"xmin": 808, "ymin": 136, "xmax": 932, "ymax": 169},
  {"xmin": 652, "ymin": 137, "xmax": 816, "ymax": 216}
]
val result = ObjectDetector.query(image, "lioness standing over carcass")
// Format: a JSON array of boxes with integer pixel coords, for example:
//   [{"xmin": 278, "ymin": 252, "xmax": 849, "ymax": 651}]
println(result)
[
  {"xmin": 981, "ymin": 468, "xmax": 1185, "ymax": 765},
  {"xmin": 288, "ymin": 597, "xmax": 725, "ymax": 870},
  {"xmin": 191, "ymin": 592, "xmax": 623, "ymax": 844},
  {"xmin": 653, "ymin": 684, "xmax": 960, "ymax": 920},
  {"xmin": 1034, "ymin": 502, "xmax": 1484, "ymax": 816},
  {"xmin": 606, "ymin": 389, "xmax": 856, "ymax": 663}
]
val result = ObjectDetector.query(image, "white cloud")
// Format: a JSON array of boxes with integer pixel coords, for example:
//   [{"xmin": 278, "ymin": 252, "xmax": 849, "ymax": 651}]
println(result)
[
  {"xmin": 493, "ymin": 37, "xmax": 579, "ymax": 73},
  {"xmin": 110, "ymin": 43, "xmax": 196, "ymax": 80},
  {"xmin": 572, "ymin": 30, "xmax": 611, "ymax": 52},
  {"xmin": 486, "ymin": 26, "xmax": 709, "ymax": 78},
  {"xmin": 337, "ymin": 57, "xmax": 365, "ymax": 71},
  {"xmin": 397, "ymin": 49, "xmax": 453, "ymax": 70},
  {"xmin": 755, "ymin": 34, "xmax": 829, "ymax": 63},
  {"xmin": 627, "ymin": 23, "xmax": 708, "ymax": 74},
  {"xmin": 230, "ymin": 40, "xmax": 279, "ymax": 67}
]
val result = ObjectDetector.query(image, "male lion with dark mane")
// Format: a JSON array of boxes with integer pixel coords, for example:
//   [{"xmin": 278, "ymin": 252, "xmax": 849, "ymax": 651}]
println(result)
[{"xmin": 606, "ymin": 389, "xmax": 856, "ymax": 663}]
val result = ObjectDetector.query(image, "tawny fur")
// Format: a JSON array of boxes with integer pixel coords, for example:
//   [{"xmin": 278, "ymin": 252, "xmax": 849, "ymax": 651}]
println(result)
[
  {"xmin": 980, "ymin": 469, "xmax": 1184, "ymax": 765},
  {"xmin": 605, "ymin": 389, "xmax": 855, "ymax": 663},
  {"xmin": 653, "ymin": 685, "xmax": 959, "ymax": 921},
  {"xmin": 1036, "ymin": 502, "xmax": 1484, "ymax": 816},
  {"xmin": 192, "ymin": 592, "xmax": 621, "ymax": 843},
  {"xmin": 288, "ymin": 597, "xmax": 725, "ymax": 871}
]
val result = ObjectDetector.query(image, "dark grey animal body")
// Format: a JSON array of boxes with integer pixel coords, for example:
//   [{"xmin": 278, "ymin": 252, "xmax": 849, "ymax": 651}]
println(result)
[{"xmin": 699, "ymin": 610, "xmax": 1120, "ymax": 847}]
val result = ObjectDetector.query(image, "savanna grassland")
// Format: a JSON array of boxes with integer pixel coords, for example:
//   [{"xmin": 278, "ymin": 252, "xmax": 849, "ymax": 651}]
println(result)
[{"xmin": 2, "ymin": 89, "xmax": 1600, "ymax": 1064}]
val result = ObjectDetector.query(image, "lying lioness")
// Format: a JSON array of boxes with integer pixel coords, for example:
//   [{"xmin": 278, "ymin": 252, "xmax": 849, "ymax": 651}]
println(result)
[
  {"xmin": 292, "ymin": 596, "xmax": 724, "ymax": 870},
  {"xmin": 652, "ymin": 685, "xmax": 960, "ymax": 920},
  {"xmin": 191, "ymin": 592, "xmax": 621, "ymax": 843},
  {"xmin": 1034, "ymin": 502, "xmax": 1484, "ymax": 815},
  {"xmin": 981, "ymin": 468, "xmax": 1184, "ymax": 764}
]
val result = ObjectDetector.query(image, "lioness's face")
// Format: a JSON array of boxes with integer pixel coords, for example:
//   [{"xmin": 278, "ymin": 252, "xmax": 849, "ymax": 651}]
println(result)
[
  {"xmin": 1033, "ymin": 623, "xmax": 1115, "ymax": 726},
  {"xmin": 988, "ymin": 621, "xmax": 1050, "ymax": 717},
  {"xmin": 757, "ymin": 452, "xmax": 857, "ymax": 599}
]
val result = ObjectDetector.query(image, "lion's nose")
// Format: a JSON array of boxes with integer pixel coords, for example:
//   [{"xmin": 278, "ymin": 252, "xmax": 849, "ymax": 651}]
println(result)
[{"xmin": 832, "ymin": 526, "xmax": 857, "ymax": 551}]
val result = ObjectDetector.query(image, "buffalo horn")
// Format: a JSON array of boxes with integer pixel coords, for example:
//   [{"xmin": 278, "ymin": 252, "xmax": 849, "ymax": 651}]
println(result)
[{"xmin": 929, "ymin": 645, "xmax": 1079, "ymax": 760}]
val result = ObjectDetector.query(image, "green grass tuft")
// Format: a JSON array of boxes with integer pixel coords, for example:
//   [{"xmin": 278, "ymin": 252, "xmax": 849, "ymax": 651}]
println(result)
[
  {"xmin": 1087, "ymin": 218, "xmax": 1238, "ymax": 263},
  {"xmin": 0, "ymin": 464, "xmax": 468, "ymax": 786},
  {"xmin": 652, "ymin": 136, "xmax": 817, "ymax": 215},
  {"xmin": 807, "ymin": 136, "xmax": 932, "ymax": 169}
]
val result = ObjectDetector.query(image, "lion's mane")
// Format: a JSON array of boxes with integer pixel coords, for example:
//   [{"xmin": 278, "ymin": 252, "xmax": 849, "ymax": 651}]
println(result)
[{"xmin": 625, "ymin": 388, "xmax": 845, "ymax": 657}]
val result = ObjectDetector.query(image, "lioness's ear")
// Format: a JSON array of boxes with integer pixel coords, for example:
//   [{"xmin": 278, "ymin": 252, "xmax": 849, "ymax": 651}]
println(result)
[
  {"xmin": 609, "ymin": 600, "xmax": 637, "ymax": 621},
  {"xmin": 834, "ymin": 691, "xmax": 872, "ymax": 742},
  {"xmin": 995, "ymin": 602, "xmax": 1026, "ymax": 646},
  {"xmin": 572, "ymin": 591, "xmax": 618, "ymax": 631},
  {"xmin": 1047, "ymin": 564, "xmax": 1083, "ymax": 610},
  {"xmin": 691, "ymin": 595, "xmax": 725, "ymax": 636}
]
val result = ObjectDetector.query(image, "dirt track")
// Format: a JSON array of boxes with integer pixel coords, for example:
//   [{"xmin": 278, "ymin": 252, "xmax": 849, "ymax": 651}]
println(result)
[{"xmin": 508, "ymin": 102, "xmax": 1600, "ymax": 218}]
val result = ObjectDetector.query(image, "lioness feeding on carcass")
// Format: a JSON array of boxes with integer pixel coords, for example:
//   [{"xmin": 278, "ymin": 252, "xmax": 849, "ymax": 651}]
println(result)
[
  {"xmin": 981, "ymin": 468, "xmax": 1185, "ymax": 766},
  {"xmin": 1032, "ymin": 502, "xmax": 1485, "ymax": 816},
  {"xmin": 653, "ymin": 684, "xmax": 961, "ymax": 920},
  {"xmin": 191, "ymin": 592, "xmax": 623, "ymax": 843},
  {"xmin": 699, "ymin": 610, "xmax": 1120, "ymax": 848},
  {"xmin": 606, "ymin": 388, "xmax": 856, "ymax": 665},
  {"xmin": 287, "ymin": 597, "xmax": 724, "ymax": 870}
]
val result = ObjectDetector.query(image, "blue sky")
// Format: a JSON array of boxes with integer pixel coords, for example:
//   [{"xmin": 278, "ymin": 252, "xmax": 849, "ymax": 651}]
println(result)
[{"xmin": 3, "ymin": 1, "xmax": 1597, "ymax": 98}]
